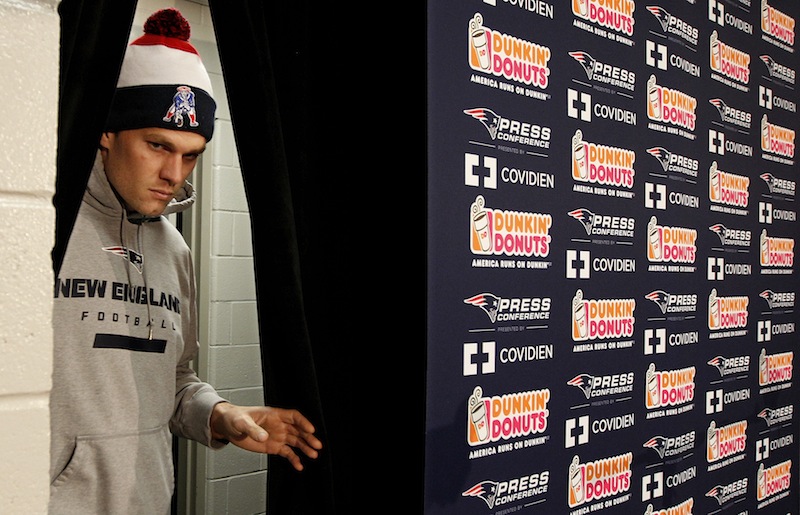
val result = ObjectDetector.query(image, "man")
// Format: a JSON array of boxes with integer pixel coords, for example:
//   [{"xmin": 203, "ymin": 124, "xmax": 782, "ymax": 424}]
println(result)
[{"xmin": 50, "ymin": 9, "xmax": 321, "ymax": 514}]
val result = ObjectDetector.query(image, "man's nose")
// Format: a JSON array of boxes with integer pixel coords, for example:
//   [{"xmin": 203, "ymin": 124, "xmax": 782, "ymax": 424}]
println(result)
[{"xmin": 160, "ymin": 154, "xmax": 184, "ymax": 185}]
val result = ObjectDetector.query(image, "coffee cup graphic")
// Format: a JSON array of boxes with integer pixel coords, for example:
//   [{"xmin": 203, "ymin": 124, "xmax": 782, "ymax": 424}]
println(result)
[
  {"xmin": 761, "ymin": 229, "xmax": 769, "ymax": 266},
  {"xmin": 569, "ymin": 455, "xmax": 584, "ymax": 506},
  {"xmin": 761, "ymin": 0, "xmax": 770, "ymax": 32},
  {"xmin": 761, "ymin": 114, "xmax": 771, "ymax": 152},
  {"xmin": 647, "ymin": 75, "xmax": 661, "ymax": 120},
  {"xmin": 646, "ymin": 363, "xmax": 659, "ymax": 408},
  {"xmin": 572, "ymin": 130, "xmax": 587, "ymax": 180},
  {"xmin": 709, "ymin": 288, "xmax": 719, "ymax": 329},
  {"xmin": 469, "ymin": 386, "xmax": 489, "ymax": 442},
  {"xmin": 757, "ymin": 463, "xmax": 766, "ymax": 500},
  {"xmin": 648, "ymin": 216, "xmax": 662, "ymax": 261},
  {"xmin": 469, "ymin": 14, "xmax": 490, "ymax": 70},
  {"xmin": 573, "ymin": 0, "xmax": 589, "ymax": 17},
  {"xmin": 709, "ymin": 161, "xmax": 720, "ymax": 202},
  {"xmin": 707, "ymin": 421, "xmax": 719, "ymax": 461},
  {"xmin": 710, "ymin": 31, "xmax": 720, "ymax": 70},
  {"xmin": 572, "ymin": 290, "xmax": 588, "ymax": 340},
  {"xmin": 759, "ymin": 348, "xmax": 768, "ymax": 385},
  {"xmin": 471, "ymin": 196, "xmax": 492, "ymax": 252}
]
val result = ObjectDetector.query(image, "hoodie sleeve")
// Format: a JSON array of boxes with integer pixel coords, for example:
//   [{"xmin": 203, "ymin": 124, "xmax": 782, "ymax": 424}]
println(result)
[{"xmin": 169, "ymin": 250, "xmax": 229, "ymax": 448}]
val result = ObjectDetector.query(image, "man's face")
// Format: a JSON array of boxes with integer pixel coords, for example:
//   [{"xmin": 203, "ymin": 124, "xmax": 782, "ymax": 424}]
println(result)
[{"xmin": 100, "ymin": 128, "xmax": 207, "ymax": 217}]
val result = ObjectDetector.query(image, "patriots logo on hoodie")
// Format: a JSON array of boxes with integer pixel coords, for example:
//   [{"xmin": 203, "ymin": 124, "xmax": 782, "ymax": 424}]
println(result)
[{"xmin": 103, "ymin": 246, "xmax": 144, "ymax": 273}]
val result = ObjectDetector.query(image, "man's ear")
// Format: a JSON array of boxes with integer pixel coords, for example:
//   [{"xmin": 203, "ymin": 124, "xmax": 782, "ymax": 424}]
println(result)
[{"xmin": 99, "ymin": 131, "xmax": 112, "ymax": 150}]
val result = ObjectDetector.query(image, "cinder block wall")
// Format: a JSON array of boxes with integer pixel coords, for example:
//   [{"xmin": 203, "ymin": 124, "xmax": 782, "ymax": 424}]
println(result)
[{"xmin": 0, "ymin": 1, "xmax": 59, "ymax": 513}]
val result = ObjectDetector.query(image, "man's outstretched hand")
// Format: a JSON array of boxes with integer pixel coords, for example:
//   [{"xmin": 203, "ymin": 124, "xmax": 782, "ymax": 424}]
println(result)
[{"xmin": 210, "ymin": 402, "xmax": 322, "ymax": 471}]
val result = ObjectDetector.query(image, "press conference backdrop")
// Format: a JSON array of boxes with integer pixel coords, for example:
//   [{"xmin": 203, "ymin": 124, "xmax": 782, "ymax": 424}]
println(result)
[{"xmin": 426, "ymin": 1, "xmax": 799, "ymax": 513}]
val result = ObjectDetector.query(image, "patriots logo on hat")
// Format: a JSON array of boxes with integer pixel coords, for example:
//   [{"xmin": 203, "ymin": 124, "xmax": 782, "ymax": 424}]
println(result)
[{"xmin": 163, "ymin": 86, "xmax": 199, "ymax": 128}]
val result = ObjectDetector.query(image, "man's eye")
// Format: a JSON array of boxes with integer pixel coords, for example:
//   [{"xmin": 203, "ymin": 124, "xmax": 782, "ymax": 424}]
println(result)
[{"xmin": 148, "ymin": 142, "xmax": 164, "ymax": 150}]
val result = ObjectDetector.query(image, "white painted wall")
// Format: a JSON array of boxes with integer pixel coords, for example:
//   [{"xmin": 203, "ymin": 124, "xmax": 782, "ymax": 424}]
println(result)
[{"xmin": 0, "ymin": 1, "xmax": 59, "ymax": 513}]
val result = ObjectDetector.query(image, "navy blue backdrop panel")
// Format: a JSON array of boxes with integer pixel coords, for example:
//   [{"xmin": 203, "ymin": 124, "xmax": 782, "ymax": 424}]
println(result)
[{"xmin": 426, "ymin": 1, "xmax": 799, "ymax": 514}]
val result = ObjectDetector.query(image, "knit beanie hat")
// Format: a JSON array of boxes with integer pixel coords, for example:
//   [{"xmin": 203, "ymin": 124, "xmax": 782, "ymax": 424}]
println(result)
[{"xmin": 105, "ymin": 8, "xmax": 216, "ymax": 141}]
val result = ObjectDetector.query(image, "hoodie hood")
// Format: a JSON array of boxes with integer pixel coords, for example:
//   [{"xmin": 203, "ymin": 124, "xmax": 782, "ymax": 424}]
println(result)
[{"xmin": 85, "ymin": 149, "xmax": 196, "ymax": 222}]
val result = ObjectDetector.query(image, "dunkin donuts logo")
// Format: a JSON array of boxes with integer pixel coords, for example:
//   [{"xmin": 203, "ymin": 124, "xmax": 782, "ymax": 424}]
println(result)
[
  {"xmin": 468, "ymin": 13, "xmax": 551, "ymax": 89},
  {"xmin": 706, "ymin": 420, "xmax": 747, "ymax": 463},
  {"xmin": 571, "ymin": 130, "xmax": 635, "ymax": 189},
  {"xmin": 567, "ymin": 452, "xmax": 633, "ymax": 508},
  {"xmin": 571, "ymin": 0, "xmax": 634, "ymax": 36},
  {"xmin": 645, "ymin": 363, "xmax": 695, "ymax": 409},
  {"xmin": 646, "ymin": 216, "xmax": 697, "ymax": 264},
  {"xmin": 759, "ymin": 229, "xmax": 794, "ymax": 267},
  {"xmin": 571, "ymin": 289, "xmax": 635, "ymax": 342},
  {"xmin": 760, "ymin": 114, "xmax": 796, "ymax": 158},
  {"xmin": 467, "ymin": 385, "xmax": 550, "ymax": 446},
  {"xmin": 756, "ymin": 460, "xmax": 792, "ymax": 502},
  {"xmin": 709, "ymin": 161, "xmax": 749, "ymax": 208},
  {"xmin": 758, "ymin": 348, "xmax": 793, "ymax": 387},
  {"xmin": 646, "ymin": 75, "xmax": 697, "ymax": 131},
  {"xmin": 707, "ymin": 289, "xmax": 748, "ymax": 330},
  {"xmin": 761, "ymin": 0, "xmax": 795, "ymax": 47},
  {"xmin": 710, "ymin": 30, "xmax": 750, "ymax": 84},
  {"xmin": 470, "ymin": 195, "xmax": 552, "ymax": 257}
]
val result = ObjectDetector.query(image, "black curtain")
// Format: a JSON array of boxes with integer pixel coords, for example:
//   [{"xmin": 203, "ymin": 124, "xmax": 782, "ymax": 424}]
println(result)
[
  {"xmin": 55, "ymin": 0, "xmax": 137, "ymax": 276},
  {"xmin": 208, "ymin": 1, "xmax": 335, "ymax": 513},
  {"xmin": 56, "ymin": 1, "xmax": 425, "ymax": 513}
]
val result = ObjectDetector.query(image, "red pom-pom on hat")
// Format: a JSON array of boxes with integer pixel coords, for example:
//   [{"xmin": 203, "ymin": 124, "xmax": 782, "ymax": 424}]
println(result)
[{"xmin": 143, "ymin": 8, "xmax": 191, "ymax": 41}]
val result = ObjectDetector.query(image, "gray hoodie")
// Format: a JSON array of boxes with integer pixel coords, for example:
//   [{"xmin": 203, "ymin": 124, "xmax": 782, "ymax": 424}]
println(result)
[{"xmin": 50, "ymin": 151, "xmax": 227, "ymax": 514}]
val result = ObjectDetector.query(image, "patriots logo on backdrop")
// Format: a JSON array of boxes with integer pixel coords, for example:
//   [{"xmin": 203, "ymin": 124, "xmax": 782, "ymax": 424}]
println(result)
[
  {"xmin": 760, "ymin": 173, "xmax": 777, "ymax": 192},
  {"xmin": 646, "ymin": 6, "xmax": 671, "ymax": 32},
  {"xmin": 568, "ymin": 51, "xmax": 597, "ymax": 80},
  {"xmin": 644, "ymin": 290, "xmax": 670, "ymax": 314},
  {"xmin": 103, "ymin": 246, "xmax": 144, "ymax": 273},
  {"xmin": 646, "ymin": 147, "xmax": 672, "ymax": 172},
  {"xmin": 708, "ymin": 98, "xmax": 729, "ymax": 118},
  {"xmin": 759, "ymin": 289, "xmax": 775, "ymax": 308},
  {"xmin": 464, "ymin": 293, "xmax": 500, "ymax": 323},
  {"xmin": 705, "ymin": 485, "xmax": 724, "ymax": 504},
  {"xmin": 568, "ymin": 208, "xmax": 595, "ymax": 235},
  {"xmin": 463, "ymin": 108, "xmax": 501, "ymax": 139},
  {"xmin": 642, "ymin": 435, "xmax": 668, "ymax": 459},
  {"xmin": 567, "ymin": 374, "xmax": 595, "ymax": 399},
  {"xmin": 706, "ymin": 356, "xmax": 726, "ymax": 375},
  {"xmin": 462, "ymin": 480, "xmax": 499, "ymax": 508},
  {"xmin": 708, "ymin": 223, "xmax": 727, "ymax": 245}
]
